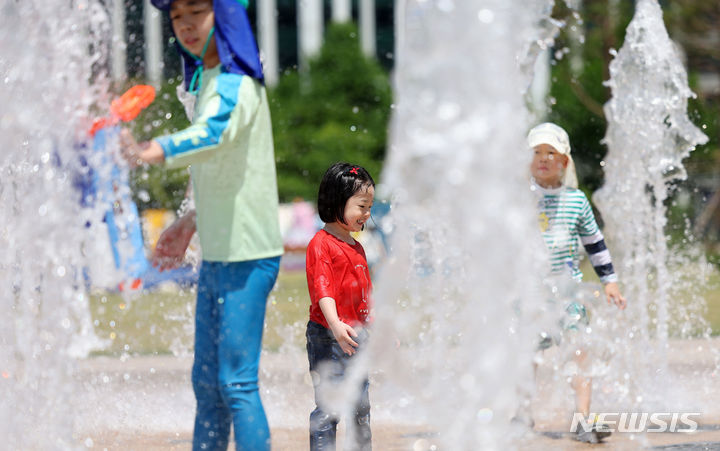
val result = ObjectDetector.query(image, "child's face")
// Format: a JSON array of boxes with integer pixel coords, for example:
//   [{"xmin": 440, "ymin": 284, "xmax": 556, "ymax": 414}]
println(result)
[
  {"xmin": 170, "ymin": 0, "xmax": 217, "ymax": 63},
  {"xmin": 340, "ymin": 185, "xmax": 375, "ymax": 233},
  {"xmin": 530, "ymin": 144, "xmax": 568, "ymax": 188}
]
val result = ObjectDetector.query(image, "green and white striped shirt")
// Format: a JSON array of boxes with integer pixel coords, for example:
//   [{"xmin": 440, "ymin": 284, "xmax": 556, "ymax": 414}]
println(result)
[{"xmin": 532, "ymin": 182, "xmax": 617, "ymax": 284}]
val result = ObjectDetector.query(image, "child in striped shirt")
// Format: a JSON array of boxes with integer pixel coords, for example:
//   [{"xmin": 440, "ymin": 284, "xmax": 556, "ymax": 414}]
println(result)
[{"xmin": 528, "ymin": 122, "xmax": 626, "ymax": 443}]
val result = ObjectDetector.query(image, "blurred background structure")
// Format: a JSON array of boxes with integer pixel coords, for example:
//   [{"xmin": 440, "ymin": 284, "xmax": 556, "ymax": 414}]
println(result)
[{"xmin": 111, "ymin": 0, "xmax": 396, "ymax": 86}]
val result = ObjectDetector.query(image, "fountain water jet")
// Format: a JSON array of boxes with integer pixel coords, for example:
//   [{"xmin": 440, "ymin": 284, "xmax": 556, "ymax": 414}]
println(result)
[
  {"xmin": 0, "ymin": 1, "xmax": 109, "ymax": 448},
  {"xmin": 371, "ymin": 1, "xmax": 560, "ymax": 448},
  {"xmin": 593, "ymin": 0, "xmax": 713, "ymax": 414}
]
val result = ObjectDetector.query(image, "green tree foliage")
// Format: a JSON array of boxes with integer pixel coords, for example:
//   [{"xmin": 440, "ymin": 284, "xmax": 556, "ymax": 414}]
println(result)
[
  {"xmin": 546, "ymin": 0, "xmax": 634, "ymax": 194},
  {"xmin": 545, "ymin": 1, "xmax": 720, "ymax": 246},
  {"xmin": 667, "ymin": 1, "xmax": 720, "ymax": 164},
  {"xmin": 269, "ymin": 22, "xmax": 392, "ymax": 202},
  {"xmin": 546, "ymin": 1, "xmax": 717, "ymax": 194}
]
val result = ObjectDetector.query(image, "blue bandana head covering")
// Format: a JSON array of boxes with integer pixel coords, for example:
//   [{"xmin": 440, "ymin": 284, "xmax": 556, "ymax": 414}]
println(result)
[{"xmin": 150, "ymin": 0, "xmax": 264, "ymax": 91}]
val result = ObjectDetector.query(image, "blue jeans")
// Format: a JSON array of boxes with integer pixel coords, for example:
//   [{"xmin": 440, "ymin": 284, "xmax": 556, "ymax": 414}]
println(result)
[
  {"xmin": 192, "ymin": 257, "xmax": 280, "ymax": 451},
  {"xmin": 306, "ymin": 321, "xmax": 372, "ymax": 451}
]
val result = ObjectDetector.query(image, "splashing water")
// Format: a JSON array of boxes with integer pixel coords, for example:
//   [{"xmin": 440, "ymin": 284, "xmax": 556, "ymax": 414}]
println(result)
[
  {"xmin": 0, "ymin": 1, "xmax": 109, "ymax": 448},
  {"xmin": 2, "ymin": 0, "xmax": 718, "ymax": 448},
  {"xmin": 372, "ymin": 1, "xmax": 558, "ymax": 448},
  {"xmin": 593, "ymin": 0, "xmax": 713, "ymax": 412}
]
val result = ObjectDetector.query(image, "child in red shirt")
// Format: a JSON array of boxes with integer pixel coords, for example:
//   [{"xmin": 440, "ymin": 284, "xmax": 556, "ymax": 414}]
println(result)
[{"xmin": 306, "ymin": 162, "xmax": 375, "ymax": 450}]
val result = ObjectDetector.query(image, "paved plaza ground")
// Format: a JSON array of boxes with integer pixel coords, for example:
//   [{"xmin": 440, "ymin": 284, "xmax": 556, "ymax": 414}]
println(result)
[{"xmin": 75, "ymin": 339, "xmax": 720, "ymax": 450}]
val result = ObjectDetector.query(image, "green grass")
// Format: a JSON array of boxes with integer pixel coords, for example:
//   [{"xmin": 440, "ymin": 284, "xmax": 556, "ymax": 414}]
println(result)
[
  {"xmin": 264, "ymin": 270, "xmax": 311, "ymax": 352},
  {"xmin": 698, "ymin": 269, "xmax": 720, "ymax": 335},
  {"xmin": 89, "ymin": 262, "xmax": 720, "ymax": 357},
  {"xmin": 88, "ymin": 269, "xmax": 310, "ymax": 356},
  {"xmin": 579, "ymin": 258, "xmax": 720, "ymax": 336}
]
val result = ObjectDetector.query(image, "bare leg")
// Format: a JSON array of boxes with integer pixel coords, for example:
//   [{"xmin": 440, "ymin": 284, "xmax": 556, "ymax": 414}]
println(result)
[
  {"xmin": 569, "ymin": 348, "xmax": 610, "ymax": 443},
  {"xmin": 572, "ymin": 374, "xmax": 591, "ymax": 417},
  {"xmin": 570, "ymin": 348, "xmax": 591, "ymax": 416}
]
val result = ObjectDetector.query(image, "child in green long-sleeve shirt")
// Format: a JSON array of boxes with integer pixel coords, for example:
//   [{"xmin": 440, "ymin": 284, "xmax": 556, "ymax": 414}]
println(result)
[{"xmin": 121, "ymin": 1, "xmax": 282, "ymax": 449}]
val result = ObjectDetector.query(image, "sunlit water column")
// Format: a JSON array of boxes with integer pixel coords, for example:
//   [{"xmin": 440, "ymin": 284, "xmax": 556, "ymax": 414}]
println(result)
[
  {"xmin": 0, "ymin": 1, "xmax": 108, "ymax": 448},
  {"xmin": 373, "ymin": 1, "xmax": 556, "ymax": 448},
  {"xmin": 594, "ymin": 0, "xmax": 710, "ymax": 410}
]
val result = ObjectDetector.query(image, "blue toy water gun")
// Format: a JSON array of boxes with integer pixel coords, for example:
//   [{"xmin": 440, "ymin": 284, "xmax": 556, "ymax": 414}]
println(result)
[{"xmin": 87, "ymin": 86, "xmax": 156, "ymax": 291}]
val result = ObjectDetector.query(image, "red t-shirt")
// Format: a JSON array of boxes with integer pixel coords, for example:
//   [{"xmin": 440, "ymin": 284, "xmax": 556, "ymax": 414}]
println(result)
[{"xmin": 306, "ymin": 229, "xmax": 372, "ymax": 329}]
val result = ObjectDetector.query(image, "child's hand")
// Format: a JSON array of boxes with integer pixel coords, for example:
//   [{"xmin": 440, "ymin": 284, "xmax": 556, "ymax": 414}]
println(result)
[
  {"xmin": 604, "ymin": 282, "xmax": 626, "ymax": 310},
  {"xmin": 329, "ymin": 320, "xmax": 359, "ymax": 356},
  {"xmin": 151, "ymin": 212, "xmax": 196, "ymax": 271},
  {"xmin": 119, "ymin": 128, "xmax": 143, "ymax": 167},
  {"xmin": 119, "ymin": 129, "xmax": 165, "ymax": 166}
]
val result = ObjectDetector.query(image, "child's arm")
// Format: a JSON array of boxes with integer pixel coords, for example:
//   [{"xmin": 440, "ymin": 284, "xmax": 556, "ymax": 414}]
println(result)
[
  {"xmin": 319, "ymin": 297, "xmax": 359, "ymax": 356},
  {"xmin": 604, "ymin": 282, "xmax": 626, "ymax": 310},
  {"xmin": 120, "ymin": 129, "xmax": 165, "ymax": 166},
  {"xmin": 582, "ymin": 235, "xmax": 626, "ymax": 309},
  {"xmin": 577, "ymin": 196, "xmax": 627, "ymax": 310},
  {"xmin": 151, "ymin": 210, "xmax": 196, "ymax": 271},
  {"xmin": 120, "ymin": 74, "xmax": 260, "ymax": 169},
  {"xmin": 155, "ymin": 74, "xmax": 260, "ymax": 169}
]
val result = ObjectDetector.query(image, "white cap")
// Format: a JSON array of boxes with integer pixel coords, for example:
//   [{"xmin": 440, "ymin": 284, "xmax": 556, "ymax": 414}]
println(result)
[
  {"xmin": 528, "ymin": 122, "xmax": 571, "ymax": 156},
  {"xmin": 527, "ymin": 122, "xmax": 578, "ymax": 188}
]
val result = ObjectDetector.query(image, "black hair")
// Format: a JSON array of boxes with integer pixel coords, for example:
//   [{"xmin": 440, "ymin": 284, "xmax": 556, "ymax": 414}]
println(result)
[{"xmin": 317, "ymin": 162, "xmax": 375, "ymax": 224}]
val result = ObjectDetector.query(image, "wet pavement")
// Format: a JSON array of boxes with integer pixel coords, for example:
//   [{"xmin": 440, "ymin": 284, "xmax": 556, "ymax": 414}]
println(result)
[{"xmin": 74, "ymin": 338, "xmax": 720, "ymax": 450}]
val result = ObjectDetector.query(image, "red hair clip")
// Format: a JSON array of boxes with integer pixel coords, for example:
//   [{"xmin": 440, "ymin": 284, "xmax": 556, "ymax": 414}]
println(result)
[{"xmin": 349, "ymin": 167, "xmax": 359, "ymax": 175}]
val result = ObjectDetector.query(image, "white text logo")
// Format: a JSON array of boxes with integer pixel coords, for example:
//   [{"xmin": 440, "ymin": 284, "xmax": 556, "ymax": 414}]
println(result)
[{"xmin": 570, "ymin": 412, "xmax": 701, "ymax": 433}]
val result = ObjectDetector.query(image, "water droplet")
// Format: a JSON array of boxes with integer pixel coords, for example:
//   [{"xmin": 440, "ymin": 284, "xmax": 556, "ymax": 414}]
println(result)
[
  {"xmin": 460, "ymin": 373, "xmax": 475, "ymax": 390},
  {"xmin": 437, "ymin": 0, "xmax": 454, "ymax": 12},
  {"xmin": 476, "ymin": 407, "xmax": 493, "ymax": 423},
  {"xmin": 477, "ymin": 9, "xmax": 494, "ymax": 24},
  {"xmin": 437, "ymin": 102, "xmax": 460, "ymax": 121}
]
